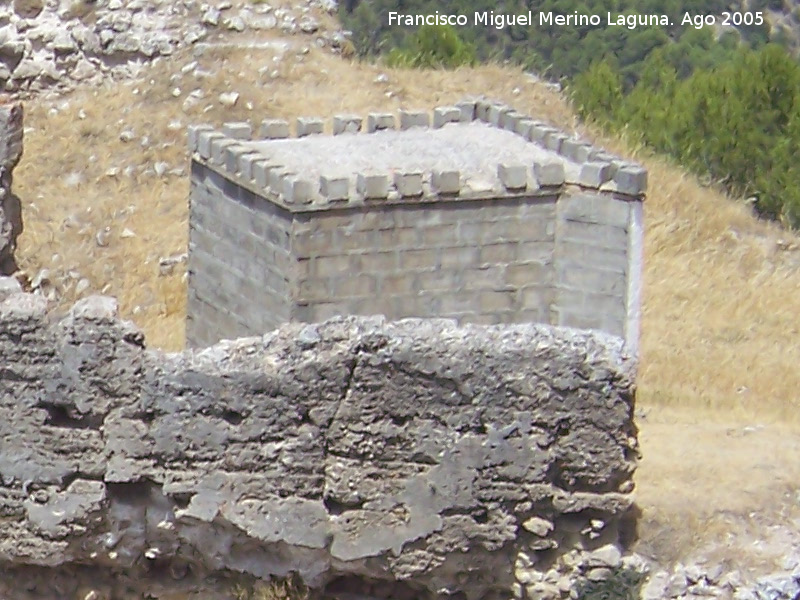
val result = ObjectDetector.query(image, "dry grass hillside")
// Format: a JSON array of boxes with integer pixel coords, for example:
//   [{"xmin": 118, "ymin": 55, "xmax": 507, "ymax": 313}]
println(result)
[{"xmin": 13, "ymin": 35, "xmax": 800, "ymax": 566}]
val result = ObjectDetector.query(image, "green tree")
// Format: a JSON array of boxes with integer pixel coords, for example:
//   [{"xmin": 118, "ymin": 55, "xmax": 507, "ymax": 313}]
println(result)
[
  {"xmin": 385, "ymin": 24, "xmax": 477, "ymax": 69},
  {"xmin": 568, "ymin": 60, "xmax": 624, "ymax": 125},
  {"xmin": 572, "ymin": 43, "xmax": 800, "ymax": 228}
]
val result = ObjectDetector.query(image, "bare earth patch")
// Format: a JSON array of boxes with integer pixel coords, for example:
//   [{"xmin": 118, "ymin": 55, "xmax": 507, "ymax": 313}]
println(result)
[{"xmin": 636, "ymin": 406, "xmax": 800, "ymax": 569}]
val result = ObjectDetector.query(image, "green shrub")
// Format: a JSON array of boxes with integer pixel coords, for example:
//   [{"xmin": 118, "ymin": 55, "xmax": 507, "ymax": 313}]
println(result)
[
  {"xmin": 569, "ymin": 60, "xmax": 624, "ymax": 125},
  {"xmin": 385, "ymin": 24, "xmax": 476, "ymax": 69}
]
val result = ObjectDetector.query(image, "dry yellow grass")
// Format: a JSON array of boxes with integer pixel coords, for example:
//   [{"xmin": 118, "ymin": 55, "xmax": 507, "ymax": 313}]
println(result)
[
  {"xmin": 13, "ymin": 36, "xmax": 800, "ymax": 562},
  {"xmin": 635, "ymin": 150, "xmax": 800, "ymax": 423}
]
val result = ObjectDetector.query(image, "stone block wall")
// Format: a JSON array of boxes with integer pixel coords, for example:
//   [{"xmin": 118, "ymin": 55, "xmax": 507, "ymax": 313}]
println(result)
[
  {"xmin": 555, "ymin": 191, "xmax": 642, "ymax": 336},
  {"xmin": 189, "ymin": 161, "xmax": 294, "ymax": 342},
  {"xmin": 186, "ymin": 100, "xmax": 645, "ymax": 351},
  {"xmin": 289, "ymin": 198, "xmax": 557, "ymax": 325},
  {"xmin": 0, "ymin": 285, "xmax": 638, "ymax": 600}
]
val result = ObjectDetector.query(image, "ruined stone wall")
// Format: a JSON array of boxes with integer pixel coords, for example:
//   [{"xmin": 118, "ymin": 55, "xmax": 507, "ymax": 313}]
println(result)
[
  {"xmin": 0, "ymin": 282, "xmax": 638, "ymax": 600},
  {"xmin": 186, "ymin": 100, "xmax": 645, "ymax": 352},
  {"xmin": 0, "ymin": 0, "xmax": 344, "ymax": 95},
  {"xmin": 0, "ymin": 101, "xmax": 22, "ymax": 275}
]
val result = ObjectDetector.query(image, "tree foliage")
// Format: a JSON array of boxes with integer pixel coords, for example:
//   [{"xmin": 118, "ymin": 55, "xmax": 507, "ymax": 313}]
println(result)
[
  {"xmin": 340, "ymin": 0, "xmax": 800, "ymax": 228},
  {"xmin": 570, "ymin": 44, "xmax": 800, "ymax": 227},
  {"xmin": 339, "ymin": 0, "xmax": 773, "ymax": 82},
  {"xmin": 385, "ymin": 24, "xmax": 477, "ymax": 68}
]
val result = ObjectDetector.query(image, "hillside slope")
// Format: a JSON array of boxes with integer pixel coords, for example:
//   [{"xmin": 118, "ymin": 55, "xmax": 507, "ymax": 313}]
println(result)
[{"xmin": 11, "ymin": 16, "xmax": 800, "ymax": 571}]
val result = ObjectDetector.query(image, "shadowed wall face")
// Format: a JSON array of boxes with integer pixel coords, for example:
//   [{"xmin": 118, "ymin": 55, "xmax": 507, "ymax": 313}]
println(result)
[
  {"xmin": 186, "ymin": 101, "xmax": 645, "ymax": 351},
  {"xmin": 0, "ymin": 289, "xmax": 638, "ymax": 600},
  {"xmin": 0, "ymin": 102, "xmax": 23, "ymax": 275}
]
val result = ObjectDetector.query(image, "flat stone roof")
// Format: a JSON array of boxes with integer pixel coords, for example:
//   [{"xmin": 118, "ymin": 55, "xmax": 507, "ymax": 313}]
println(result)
[
  {"xmin": 243, "ymin": 122, "xmax": 556, "ymax": 194},
  {"xmin": 189, "ymin": 100, "xmax": 648, "ymax": 209}
]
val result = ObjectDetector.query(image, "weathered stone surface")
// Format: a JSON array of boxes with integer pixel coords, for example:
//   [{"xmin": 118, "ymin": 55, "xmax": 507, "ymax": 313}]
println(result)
[
  {"xmin": 0, "ymin": 101, "xmax": 22, "ymax": 275},
  {"xmin": 0, "ymin": 0, "xmax": 350, "ymax": 95},
  {"xmin": 13, "ymin": 0, "xmax": 44, "ymax": 19},
  {"xmin": 0, "ymin": 294, "xmax": 638, "ymax": 599}
]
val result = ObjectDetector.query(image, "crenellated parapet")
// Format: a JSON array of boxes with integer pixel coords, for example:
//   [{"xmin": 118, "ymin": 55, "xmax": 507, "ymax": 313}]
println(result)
[{"xmin": 188, "ymin": 99, "xmax": 646, "ymax": 209}]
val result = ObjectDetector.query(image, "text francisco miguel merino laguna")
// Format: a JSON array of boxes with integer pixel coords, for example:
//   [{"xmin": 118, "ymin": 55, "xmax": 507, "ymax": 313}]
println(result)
[{"xmin": 388, "ymin": 11, "xmax": 675, "ymax": 30}]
